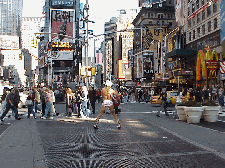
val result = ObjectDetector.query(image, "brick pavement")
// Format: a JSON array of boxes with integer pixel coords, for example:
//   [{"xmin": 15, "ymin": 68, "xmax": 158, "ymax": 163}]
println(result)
[{"xmin": 0, "ymin": 104, "xmax": 225, "ymax": 167}]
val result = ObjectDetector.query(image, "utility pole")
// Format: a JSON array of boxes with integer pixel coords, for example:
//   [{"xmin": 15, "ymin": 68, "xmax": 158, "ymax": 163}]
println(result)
[{"xmin": 85, "ymin": 0, "xmax": 89, "ymax": 87}]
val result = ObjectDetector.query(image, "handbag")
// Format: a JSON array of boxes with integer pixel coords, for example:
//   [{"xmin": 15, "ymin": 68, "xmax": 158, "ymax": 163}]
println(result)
[
  {"xmin": 112, "ymin": 95, "xmax": 120, "ymax": 107},
  {"xmin": 25, "ymin": 99, "xmax": 33, "ymax": 106}
]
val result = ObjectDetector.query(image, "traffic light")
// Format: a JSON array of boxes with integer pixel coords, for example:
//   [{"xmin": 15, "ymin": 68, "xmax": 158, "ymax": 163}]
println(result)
[
  {"xmin": 91, "ymin": 67, "xmax": 95, "ymax": 76},
  {"xmin": 19, "ymin": 53, "xmax": 22, "ymax": 60},
  {"xmin": 31, "ymin": 37, "xmax": 37, "ymax": 48}
]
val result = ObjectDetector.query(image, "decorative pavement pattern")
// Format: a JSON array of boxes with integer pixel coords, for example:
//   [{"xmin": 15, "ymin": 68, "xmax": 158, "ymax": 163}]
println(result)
[{"xmin": 36, "ymin": 113, "xmax": 225, "ymax": 168}]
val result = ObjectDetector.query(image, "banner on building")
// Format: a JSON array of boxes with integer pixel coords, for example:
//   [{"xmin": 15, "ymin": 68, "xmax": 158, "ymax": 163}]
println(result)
[
  {"xmin": 220, "ymin": 61, "xmax": 225, "ymax": 74},
  {"xmin": 142, "ymin": 51, "xmax": 154, "ymax": 79},
  {"xmin": 118, "ymin": 60, "xmax": 125, "ymax": 79},
  {"xmin": 52, "ymin": 51, "xmax": 73, "ymax": 60},
  {"xmin": 128, "ymin": 49, "xmax": 133, "ymax": 68},
  {"xmin": 137, "ymin": 54, "xmax": 143, "ymax": 79}
]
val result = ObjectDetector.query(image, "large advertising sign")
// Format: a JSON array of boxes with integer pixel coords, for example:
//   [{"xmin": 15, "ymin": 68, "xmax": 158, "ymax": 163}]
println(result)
[
  {"xmin": 0, "ymin": 35, "xmax": 19, "ymax": 49},
  {"xmin": 142, "ymin": 51, "xmax": 154, "ymax": 79},
  {"xmin": 51, "ymin": 9, "xmax": 75, "ymax": 42},
  {"xmin": 51, "ymin": 0, "xmax": 74, "ymax": 8},
  {"xmin": 221, "ymin": 0, "xmax": 225, "ymax": 58}
]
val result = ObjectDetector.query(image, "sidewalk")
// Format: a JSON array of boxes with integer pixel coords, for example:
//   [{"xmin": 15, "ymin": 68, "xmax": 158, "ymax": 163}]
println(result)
[{"xmin": 0, "ymin": 108, "xmax": 225, "ymax": 167}]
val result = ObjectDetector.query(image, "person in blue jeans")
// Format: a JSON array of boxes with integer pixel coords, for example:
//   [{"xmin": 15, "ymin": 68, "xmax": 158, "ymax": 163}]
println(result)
[
  {"xmin": 0, "ymin": 88, "xmax": 21, "ymax": 124},
  {"xmin": 34, "ymin": 88, "xmax": 41, "ymax": 114},
  {"xmin": 27, "ymin": 90, "xmax": 36, "ymax": 119},
  {"xmin": 41, "ymin": 89, "xmax": 53, "ymax": 120}
]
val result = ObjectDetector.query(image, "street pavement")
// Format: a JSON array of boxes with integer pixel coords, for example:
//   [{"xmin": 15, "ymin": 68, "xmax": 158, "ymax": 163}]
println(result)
[{"xmin": 0, "ymin": 102, "xmax": 225, "ymax": 167}]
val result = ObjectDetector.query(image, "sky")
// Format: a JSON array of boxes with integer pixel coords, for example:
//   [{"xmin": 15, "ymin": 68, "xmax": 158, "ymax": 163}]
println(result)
[{"xmin": 22, "ymin": 0, "xmax": 139, "ymax": 47}]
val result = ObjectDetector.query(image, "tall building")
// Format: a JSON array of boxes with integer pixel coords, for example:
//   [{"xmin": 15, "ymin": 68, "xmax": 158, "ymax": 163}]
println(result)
[
  {"xmin": 132, "ymin": 0, "xmax": 175, "ymax": 83},
  {"xmin": 0, "ymin": 0, "xmax": 23, "ymax": 37}
]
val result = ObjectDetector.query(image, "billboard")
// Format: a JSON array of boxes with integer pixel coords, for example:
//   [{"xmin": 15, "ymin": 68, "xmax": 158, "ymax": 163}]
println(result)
[
  {"xmin": 52, "ymin": 51, "xmax": 73, "ymax": 60},
  {"xmin": 142, "ymin": 51, "xmax": 154, "ymax": 79},
  {"xmin": 51, "ymin": 0, "xmax": 74, "ymax": 8},
  {"xmin": 0, "ymin": 35, "xmax": 19, "ymax": 49},
  {"xmin": 221, "ymin": 0, "xmax": 225, "ymax": 58},
  {"xmin": 51, "ymin": 9, "xmax": 75, "ymax": 43}
]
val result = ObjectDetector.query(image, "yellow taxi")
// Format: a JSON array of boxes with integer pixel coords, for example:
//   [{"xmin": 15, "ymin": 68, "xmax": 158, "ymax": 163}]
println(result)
[{"xmin": 151, "ymin": 91, "xmax": 178, "ymax": 105}]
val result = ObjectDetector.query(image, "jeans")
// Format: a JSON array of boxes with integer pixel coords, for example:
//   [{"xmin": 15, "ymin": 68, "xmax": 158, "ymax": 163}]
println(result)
[
  {"xmin": 82, "ymin": 100, "xmax": 88, "ymax": 116},
  {"xmin": 27, "ymin": 105, "xmax": 35, "ymax": 118},
  {"xmin": 44, "ymin": 102, "xmax": 53, "ymax": 118},
  {"xmin": 0, "ymin": 102, "xmax": 19, "ymax": 120},
  {"xmin": 34, "ymin": 101, "xmax": 41, "ymax": 113},
  {"xmin": 174, "ymin": 102, "xmax": 182, "ymax": 117},
  {"xmin": 157, "ymin": 100, "xmax": 168, "ymax": 115}
]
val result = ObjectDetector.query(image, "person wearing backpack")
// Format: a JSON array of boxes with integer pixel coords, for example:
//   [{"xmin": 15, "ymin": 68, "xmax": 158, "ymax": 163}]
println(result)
[{"xmin": 156, "ymin": 89, "xmax": 169, "ymax": 117}]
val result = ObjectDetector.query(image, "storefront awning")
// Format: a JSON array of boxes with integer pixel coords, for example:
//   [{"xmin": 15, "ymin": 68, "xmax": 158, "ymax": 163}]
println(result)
[{"xmin": 165, "ymin": 49, "xmax": 197, "ymax": 59}]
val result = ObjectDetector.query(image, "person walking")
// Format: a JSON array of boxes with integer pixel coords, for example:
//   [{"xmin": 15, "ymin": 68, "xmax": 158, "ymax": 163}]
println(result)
[
  {"xmin": 75, "ymin": 92, "xmax": 82, "ymax": 118},
  {"xmin": 88, "ymin": 86, "xmax": 96, "ymax": 114},
  {"xmin": 156, "ymin": 89, "xmax": 169, "ymax": 117},
  {"xmin": 41, "ymin": 89, "xmax": 53, "ymax": 120},
  {"xmin": 195, "ymin": 87, "xmax": 203, "ymax": 103},
  {"xmin": 93, "ymin": 80, "xmax": 121, "ymax": 129},
  {"xmin": 14, "ymin": 88, "xmax": 20, "ymax": 111},
  {"xmin": 34, "ymin": 88, "xmax": 41, "ymax": 114},
  {"xmin": 40, "ymin": 87, "xmax": 46, "ymax": 117},
  {"xmin": 26, "ymin": 90, "xmax": 36, "ymax": 119},
  {"xmin": 0, "ymin": 88, "xmax": 21, "ymax": 124}
]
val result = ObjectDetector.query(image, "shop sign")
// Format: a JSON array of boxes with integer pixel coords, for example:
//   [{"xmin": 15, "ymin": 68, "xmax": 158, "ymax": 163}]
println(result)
[{"xmin": 206, "ymin": 60, "xmax": 219, "ymax": 69}]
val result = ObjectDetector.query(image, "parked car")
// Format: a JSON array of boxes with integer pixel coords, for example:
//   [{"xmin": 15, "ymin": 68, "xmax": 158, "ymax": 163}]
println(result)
[{"xmin": 151, "ymin": 91, "xmax": 178, "ymax": 105}]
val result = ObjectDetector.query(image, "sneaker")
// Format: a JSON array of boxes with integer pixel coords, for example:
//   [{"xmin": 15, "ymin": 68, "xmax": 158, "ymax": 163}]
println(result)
[
  {"xmin": 41, "ymin": 116, "xmax": 47, "ymax": 119},
  {"xmin": 16, "ymin": 118, "xmax": 21, "ymax": 120},
  {"xmin": 156, "ymin": 114, "xmax": 160, "ymax": 117},
  {"xmin": 33, "ymin": 116, "xmax": 37, "ymax": 119},
  {"xmin": 117, "ymin": 120, "xmax": 121, "ymax": 129},
  {"xmin": 49, "ymin": 117, "xmax": 53, "ymax": 120}
]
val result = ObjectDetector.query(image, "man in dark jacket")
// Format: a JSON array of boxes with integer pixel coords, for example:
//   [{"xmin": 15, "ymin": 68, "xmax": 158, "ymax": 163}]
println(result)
[
  {"xmin": 88, "ymin": 86, "xmax": 96, "ymax": 114},
  {"xmin": 0, "ymin": 88, "xmax": 21, "ymax": 124},
  {"xmin": 156, "ymin": 89, "xmax": 169, "ymax": 117}
]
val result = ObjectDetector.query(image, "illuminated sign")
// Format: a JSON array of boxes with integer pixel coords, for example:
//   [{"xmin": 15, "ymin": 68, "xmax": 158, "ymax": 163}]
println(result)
[
  {"xmin": 51, "ymin": 42, "xmax": 73, "ymax": 48},
  {"xmin": 51, "ymin": 0, "xmax": 74, "ymax": 8}
]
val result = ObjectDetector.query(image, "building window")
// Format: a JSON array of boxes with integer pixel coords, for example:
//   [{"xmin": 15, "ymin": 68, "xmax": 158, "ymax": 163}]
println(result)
[
  {"xmin": 213, "ymin": 2, "xmax": 217, "ymax": 13},
  {"xmin": 208, "ymin": 21, "xmax": 211, "ymax": 32},
  {"xmin": 193, "ymin": 30, "xmax": 196, "ymax": 40},
  {"xmin": 197, "ymin": 27, "xmax": 201, "ymax": 37},
  {"xmin": 202, "ymin": 25, "xmax": 205, "ymax": 35},
  {"xmin": 214, "ymin": 18, "xmax": 218, "ymax": 29},
  {"xmin": 207, "ymin": 6, "xmax": 211, "ymax": 17},
  {"xmin": 188, "ymin": 21, "xmax": 191, "ymax": 28},
  {"xmin": 162, "ymin": 21, "xmax": 164, "ymax": 25},
  {"xmin": 197, "ymin": 14, "xmax": 200, "ymax": 23},
  {"xmin": 188, "ymin": 7, "xmax": 190, "ymax": 16},
  {"xmin": 189, "ymin": 32, "xmax": 192, "ymax": 41},
  {"xmin": 196, "ymin": 0, "xmax": 199, "ymax": 9},
  {"xmin": 201, "ymin": 0, "xmax": 205, "ymax": 6},
  {"xmin": 151, "ymin": 13, "xmax": 154, "ymax": 18},
  {"xmin": 202, "ymin": 10, "xmax": 205, "ymax": 20},
  {"xmin": 157, "ymin": 21, "xmax": 160, "ymax": 25},
  {"xmin": 169, "ymin": 0, "xmax": 171, "ymax": 4},
  {"xmin": 192, "ymin": 3, "xmax": 195, "ymax": 13},
  {"xmin": 193, "ymin": 16, "xmax": 195, "ymax": 26},
  {"xmin": 148, "ymin": 13, "xmax": 150, "ymax": 18}
]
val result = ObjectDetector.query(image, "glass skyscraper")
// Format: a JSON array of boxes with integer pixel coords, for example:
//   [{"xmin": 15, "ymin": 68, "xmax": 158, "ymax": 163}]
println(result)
[{"xmin": 0, "ymin": 0, "xmax": 23, "ymax": 36}]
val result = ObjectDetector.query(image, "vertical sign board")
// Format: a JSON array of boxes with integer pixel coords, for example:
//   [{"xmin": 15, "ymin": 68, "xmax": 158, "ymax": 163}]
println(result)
[
  {"xmin": 137, "ymin": 54, "xmax": 143, "ymax": 79},
  {"xmin": 128, "ymin": 49, "xmax": 133, "ymax": 68},
  {"xmin": 142, "ymin": 51, "xmax": 154, "ymax": 79},
  {"xmin": 221, "ymin": 0, "xmax": 225, "ymax": 58}
]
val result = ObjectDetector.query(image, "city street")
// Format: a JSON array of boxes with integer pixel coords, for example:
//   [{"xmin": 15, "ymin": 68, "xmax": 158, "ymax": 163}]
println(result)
[{"xmin": 1, "ymin": 102, "xmax": 225, "ymax": 167}]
